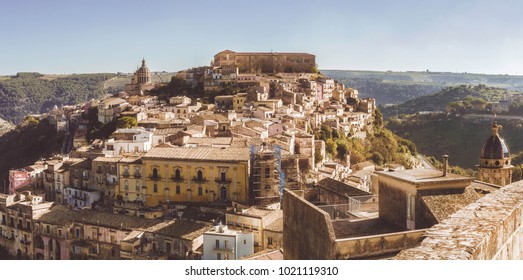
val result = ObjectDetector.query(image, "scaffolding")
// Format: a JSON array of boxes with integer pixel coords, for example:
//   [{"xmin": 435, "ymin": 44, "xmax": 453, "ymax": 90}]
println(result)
[{"xmin": 250, "ymin": 144, "xmax": 285, "ymax": 206}]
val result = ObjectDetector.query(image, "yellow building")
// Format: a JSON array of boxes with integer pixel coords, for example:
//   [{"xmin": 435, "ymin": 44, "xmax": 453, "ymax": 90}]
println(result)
[
  {"xmin": 141, "ymin": 146, "xmax": 251, "ymax": 206},
  {"xmin": 116, "ymin": 156, "xmax": 145, "ymax": 205}
]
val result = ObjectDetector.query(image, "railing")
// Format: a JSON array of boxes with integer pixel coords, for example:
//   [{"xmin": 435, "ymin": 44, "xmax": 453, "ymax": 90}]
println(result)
[
  {"xmin": 133, "ymin": 173, "xmax": 142, "ymax": 179},
  {"xmin": 192, "ymin": 177, "xmax": 207, "ymax": 184},
  {"xmin": 122, "ymin": 173, "xmax": 130, "ymax": 178},
  {"xmin": 215, "ymin": 178, "xmax": 232, "ymax": 184},
  {"xmin": 148, "ymin": 175, "xmax": 161, "ymax": 181},
  {"xmin": 213, "ymin": 246, "xmax": 234, "ymax": 252},
  {"xmin": 171, "ymin": 176, "xmax": 184, "ymax": 182}
]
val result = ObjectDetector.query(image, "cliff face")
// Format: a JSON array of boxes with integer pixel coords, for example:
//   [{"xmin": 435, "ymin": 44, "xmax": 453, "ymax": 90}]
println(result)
[{"xmin": 0, "ymin": 117, "xmax": 14, "ymax": 137}]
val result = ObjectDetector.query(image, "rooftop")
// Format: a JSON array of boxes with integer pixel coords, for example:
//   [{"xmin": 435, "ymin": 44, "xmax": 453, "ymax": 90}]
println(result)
[
  {"xmin": 316, "ymin": 177, "xmax": 371, "ymax": 197},
  {"xmin": 36, "ymin": 205, "xmax": 163, "ymax": 229},
  {"xmin": 264, "ymin": 217, "xmax": 283, "ymax": 232},
  {"xmin": 148, "ymin": 219, "xmax": 212, "ymax": 241},
  {"xmin": 419, "ymin": 187, "xmax": 480, "ymax": 223},
  {"xmin": 143, "ymin": 146, "xmax": 250, "ymax": 162},
  {"xmin": 377, "ymin": 169, "xmax": 472, "ymax": 187}
]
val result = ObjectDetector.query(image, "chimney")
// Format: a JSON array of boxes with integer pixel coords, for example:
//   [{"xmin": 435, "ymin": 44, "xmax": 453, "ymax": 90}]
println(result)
[{"xmin": 442, "ymin": 155, "xmax": 449, "ymax": 177}]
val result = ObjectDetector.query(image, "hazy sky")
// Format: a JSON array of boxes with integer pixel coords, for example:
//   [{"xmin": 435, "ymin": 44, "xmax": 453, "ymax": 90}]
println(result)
[{"xmin": 1, "ymin": 0, "xmax": 523, "ymax": 75}]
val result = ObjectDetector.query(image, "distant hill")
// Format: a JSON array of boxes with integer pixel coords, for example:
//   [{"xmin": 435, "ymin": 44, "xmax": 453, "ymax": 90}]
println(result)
[
  {"xmin": 0, "ymin": 72, "xmax": 116, "ymax": 124},
  {"xmin": 380, "ymin": 84, "xmax": 519, "ymax": 118},
  {"xmin": 322, "ymin": 70, "xmax": 523, "ymax": 105},
  {"xmin": 386, "ymin": 114, "xmax": 523, "ymax": 171}
]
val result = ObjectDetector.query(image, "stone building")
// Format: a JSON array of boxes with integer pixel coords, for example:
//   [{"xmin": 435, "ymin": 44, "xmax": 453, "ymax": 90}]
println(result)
[
  {"xmin": 141, "ymin": 146, "xmax": 251, "ymax": 206},
  {"xmin": 124, "ymin": 58, "xmax": 155, "ymax": 95},
  {"xmin": 213, "ymin": 50, "xmax": 316, "ymax": 74},
  {"xmin": 477, "ymin": 122, "xmax": 513, "ymax": 186}
]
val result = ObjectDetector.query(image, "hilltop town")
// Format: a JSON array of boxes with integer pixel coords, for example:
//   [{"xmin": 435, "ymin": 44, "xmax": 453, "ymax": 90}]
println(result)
[{"xmin": 0, "ymin": 51, "xmax": 520, "ymax": 260}]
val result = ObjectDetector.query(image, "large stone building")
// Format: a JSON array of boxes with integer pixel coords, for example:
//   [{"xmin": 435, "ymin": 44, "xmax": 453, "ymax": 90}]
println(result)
[
  {"xmin": 212, "ymin": 50, "xmax": 316, "ymax": 74},
  {"xmin": 141, "ymin": 146, "xmax": 251, "ymax": 206},
  {"xmin": 124, "ymin": 58, "xmax": 155, "ymax": 95},
  {"xmin": 477, "ymin": 122, "xmax": 513, "ymax": 186}
]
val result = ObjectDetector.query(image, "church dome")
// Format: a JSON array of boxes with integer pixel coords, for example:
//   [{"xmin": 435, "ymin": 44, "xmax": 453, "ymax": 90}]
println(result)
[
  {"xmin": 480, "ymin": 122, "xmax": 510, "ymax": 160},
  {"xmin": 136, "ymin": 58, "xmax": 151, "ymax": 84}
]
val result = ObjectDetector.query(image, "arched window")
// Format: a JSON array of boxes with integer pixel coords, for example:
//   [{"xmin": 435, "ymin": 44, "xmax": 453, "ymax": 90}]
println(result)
[
  {"xmin": 153, "ymin": 183, "xmax": 158, "ymax": 193},
  {"xmin": 176, "ymin": 185, "xmax": 180, "ymax": 194},
  {"xmin": 175, "ymin": 169, "xmax": 181, "ymax": 180},
  {"xmin": 152, "ymin": 168, "xmax": 158, "ymax": 178},
  {"xmin": 197, "ymin": 170, "xmax": 203, "ymax": 181}
]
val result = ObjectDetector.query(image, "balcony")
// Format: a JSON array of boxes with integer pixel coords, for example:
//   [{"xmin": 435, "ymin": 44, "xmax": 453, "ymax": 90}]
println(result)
[
  {"xmin": 148, "ymin": 175, "xmax": 162, "ymax": 181},
  {"xmin": 122, "ymin": 173, "xmax": 130, "ymax": 178},
  {"xmin": 133, "ymin": 173, "xmax": 142, "ymax": 179},
  {"xmin": 171, "ymin": 176, "xmax": 184, "ymax": 182},
  {"xmin": 72, "ymin": 194, "xmax": 87, "ymax": 201},
  {"xmin": 215, "ymin": 178, "xmax": 232, "ymax": 184},
  {"xmin": 20, "ymin": 239, "xmax": 31, "ymax": 245},
  {"xmin": 83, "ymin": 175, "xmax": 90, "ymax": 181},
  {"xmin": 213, "ymin": 246, "xmax": 234, "ymax": 252},
  {"xmin": 192, "ymin": 177, "xmax": 207, "ymax": 184}
]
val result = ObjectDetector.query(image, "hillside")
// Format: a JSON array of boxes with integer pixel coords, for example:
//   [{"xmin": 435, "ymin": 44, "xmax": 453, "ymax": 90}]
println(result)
[
  {"xmin": 102, "ymin": 72, "xmax": 175, "ymax": 92},
  {"xmin": 380, "ymin": 84, "xmax": 519, "ymax": 118},
  {"xmin": 0, "ymin": 116, "xmax": 64, "ymax": 188},
  {"xmin": 322, "ymin": 70, "xmax": 523, "ymax": 105},
  {"xmin": 0, "ymin": 72, "xmax": 116, "ymax": 124},
  {"xmin": 0, "ymin": 117, "xmax": 14, "ymax": 137},
  {"xmin": 386, "ymin": 114, "xmax": 523, "ymax": 170}
]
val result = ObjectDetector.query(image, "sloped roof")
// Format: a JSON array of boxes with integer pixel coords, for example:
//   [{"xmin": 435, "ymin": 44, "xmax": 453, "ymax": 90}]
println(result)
[
  {"xmin": 316, "ymin": 177, "xmax": 371, "ymax": 197},
  {"xmin": 420, "ymin": 187, "xmax": 480, "ymax": 222},
  {"xmin": 143, "ymin": 146, "xmax": 250, "ymax": 162}
]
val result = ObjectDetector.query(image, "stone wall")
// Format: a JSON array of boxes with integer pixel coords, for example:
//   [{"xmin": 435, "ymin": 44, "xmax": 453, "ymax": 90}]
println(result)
[
  {"xmin": 395, "ymin": 180, "xmax": 523, "ymax": 260},
  {"xmin": 283, "ymin": 190, "xmax": 336, "ymax": 259},
  {"xmin": 335, "ymin": 229, "xmax": 425, "ymax": 259},
  {"xmin": 379, "ymin": 181, "xmax": 408, "ymax": 229}
]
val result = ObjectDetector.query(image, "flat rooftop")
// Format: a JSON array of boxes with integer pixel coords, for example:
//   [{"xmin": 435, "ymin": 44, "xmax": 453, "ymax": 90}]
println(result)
[{"xmin": 377, "ymin": 169, "xmax": 472, "ymax": 186}]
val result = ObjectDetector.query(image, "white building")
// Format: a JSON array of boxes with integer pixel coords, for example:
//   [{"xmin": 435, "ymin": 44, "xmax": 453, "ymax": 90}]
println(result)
[
  {"xmin": 102, "ymin": 127, "xmax": 153, "ymax": 157},
  {"xmin": 203, "ymin": 224, "xmax": 254, "ymax": 260},
  {"xmin": 64, "ymin": 187, "xmax": 101, "ymax": 209}
]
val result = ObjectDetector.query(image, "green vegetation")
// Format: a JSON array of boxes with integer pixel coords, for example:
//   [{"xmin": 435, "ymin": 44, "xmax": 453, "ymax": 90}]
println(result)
[
  {"xmin": 323, "ymin": 70, "xmax": 523, "ymax": 106},
  {"xmin": 0, "ymin": 72, "xmax": 116, "ymax": 124},
  {"xmin": 314, "ymin": 109, "xmax": 417, "ymax": 167},
  {"xmin": 0, "ymin": 117, "xmax": 64, "ymax": 186},
  {"xmin": 386, "ymin": 114, "xmax": 523, "ymax": 171},
  {"xmin": 380, "ymin": 84, "xmax": 517, "ymax": 118},
  {"xmin": 116, "ymin": 116, "xmax": 137, "ymax": 129}
]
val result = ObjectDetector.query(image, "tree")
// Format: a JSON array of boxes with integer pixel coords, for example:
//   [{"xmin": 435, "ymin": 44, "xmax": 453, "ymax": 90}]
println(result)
[
  {"xmin": 325, "ymin": 139, "xmax": 337, "ymax": 156},
  {"xmin": 116, "ymin": 116, "xmax": 137, "ymax": 129},
  {"xmin": 314, "ymin": 150, "xmax": 324, "ymax": 165}
]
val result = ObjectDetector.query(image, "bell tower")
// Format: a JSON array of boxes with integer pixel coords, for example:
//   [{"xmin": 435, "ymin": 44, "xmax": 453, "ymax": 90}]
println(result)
[{"xmin": 477, "ymin": 122, "xmax": 513, "ymax": 186}]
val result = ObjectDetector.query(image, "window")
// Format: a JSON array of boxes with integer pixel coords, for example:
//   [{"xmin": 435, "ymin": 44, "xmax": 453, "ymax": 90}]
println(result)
[
  {"xmin": 268, "ymin": 238, "xmax": 273, "ymax": 245},
  {"xmin": 243, "ymin": 239, "xmax": 246, "ymax": 245},
  {"xmin": 175, "ymin": 169, "xmax": 181, "ymax": 180},
  {"xmin": 58, "ymin": 229, "xmax": 62, "ymax": 237},
  {"xmin": 46, "ymin": 225, "xmax": 50, "ymax": 234},
  {"xmin": 197, "ymin": 170, "xmax": 203, "ymax": 181},
  {"xmin": 215, "ymin": 239, "xmax": 220, "ymax": 249},
  {"xmin": 198, "ymin": 187, "xmax": 203, "ymax": 196},
  {"xmin": 265, "ymin": 166, "xmax": 270, "ymax": 178},
  {"xmin": 154, "ymin": 183, "xmax": 158, "ymax": 193},
  {"xmin": 26, "ymin": 221, "xmax": 31, "ymax": 231},
  {"xmin": 75, "ymin": 229, "xmax": 80, "ymax": 238},
  {"xmin": 152, "ymin": 168, "xmax": 158, "ymax": 178},
  {"xmin": 176, "ymin": 185, "xmax": 180, "ymax": 194},
  {"xmin": 217, "ymin": 253, "xmax": 221, "ymax": 260},
  {"xmin": 166, "ymin": 242, "xmax": 172, "ymax": 254},
  {"xmin": 221, "ymin": 172, "xmax": 226, "ymax": 182}
]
